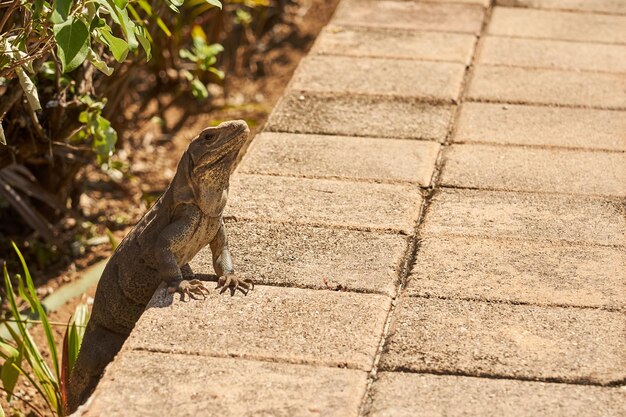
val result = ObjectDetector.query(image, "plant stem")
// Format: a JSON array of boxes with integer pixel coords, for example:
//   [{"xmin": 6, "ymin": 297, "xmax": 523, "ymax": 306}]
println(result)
[
  {"xmin": 0, "ymin": 0, "xmax": 19, "ymax": 33},
  {"xmin": 2, "ymin": 318, "xmax": 87, "ymax": 328}
]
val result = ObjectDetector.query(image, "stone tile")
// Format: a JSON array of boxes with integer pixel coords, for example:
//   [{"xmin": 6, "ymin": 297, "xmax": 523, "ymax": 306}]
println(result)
[
  {"xmin": 80, "ymin": 351, "xmax": 366, "ymax": 417},
  {"xmin": 488, "ymin": 7, "xmax": 626, "ymax": 44},
  {"xmin": 333, "ymin": 0, "xmax": 485, "ymax": 34},
  {"xmin": 408, "ymin": 236, "xmax": 625, "ymax": 309},
  {"xmin": 454, "ymin": 102, "xmax": 626, "ymax": 151},
  {"xmin": 313, "ymin": 25, "xmax": 476, "ymax": 64},
  {"xmin": 467, "ymin": 65, "xmax": 626, "ymax": 109},
  {"xmin": 238, "ymin": 133, "xmax": 440, "ymax": 186},
  {"xmin": 440, "ymin": 144, "xmax": 626, "ymax": 197},
  {"xmin": 379, "ymin": 298, "xmax": 626, "ymax": 384},
  {"xmin": 227, "ymin": 174, "xmax": 423, "ymax": 233},
  {"xmin": 266, "ymin": 92, "xmax": 453, "ymax": 142},
  {"xmin": 127, "ymin": 285, "xmax": 391, "ymax": 371},
  {"xmin": 421, "ymin": 188, "xmax": 626, "ymax": 246},
  {"xmin": 189, "ymin": 221, "xmax": 408, "ymax": 297},
  {"xmin": 291, "ymin": 55, "xmax": 465, "ymax": 102},
  {"xmin": 478, "ymin": 36, "xmax": 626, "ymax": 73},
  {"xmin": 496, "ymin": 0, "xmax": 626, "ymax": 14},
  {"xmin": 369, "ymin": 372, "xmax": 626, "ymax": 417}
]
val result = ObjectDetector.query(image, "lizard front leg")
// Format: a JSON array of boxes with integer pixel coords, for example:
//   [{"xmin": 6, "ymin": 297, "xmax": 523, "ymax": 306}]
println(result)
[
  {"xmin": 156, "ymin": 208, "xmax": 210, "ymax": 300},
  {"xmin": 211, "ymin": 220, "xmax": 254, "ymax": 295}
]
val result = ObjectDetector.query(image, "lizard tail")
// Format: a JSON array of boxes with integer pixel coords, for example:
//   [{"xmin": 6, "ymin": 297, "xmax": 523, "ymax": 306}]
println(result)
[{"xmin": 66, "ymin": 320, "xmax": 127, "ymax": 414}]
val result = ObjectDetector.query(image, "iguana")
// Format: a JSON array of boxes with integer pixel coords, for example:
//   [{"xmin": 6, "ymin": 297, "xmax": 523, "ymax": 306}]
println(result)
[{"xmin": 67, "ymin": 120, "xmax": 254, "ymax": 412}]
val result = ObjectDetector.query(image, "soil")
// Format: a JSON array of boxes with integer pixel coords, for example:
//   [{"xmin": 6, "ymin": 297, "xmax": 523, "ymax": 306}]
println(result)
[{"xmin": 1, "ymin": 0, "xmax": 339, "ymax": 415}]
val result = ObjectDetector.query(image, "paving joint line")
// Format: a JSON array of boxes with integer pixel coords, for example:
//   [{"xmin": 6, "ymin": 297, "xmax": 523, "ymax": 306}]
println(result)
[
  {"xmin": 482, "ymin": 32, "xmax": 626, "ymax": 47},
  {"xmin": 403, "ymin": 292, "xmax": 625, "ymax": 314},
  {"xmin": 313, "ymin": 51, "xmax": 470, "ymax": 65},
  {"xmin": 130, "ymin": 346, "xmax": 372, "ymax": 373},
  {"xmin": 329, "ymin": 23, "xmax": 484, "ymax": 38},
  {"xmin": 419, "ymin": 231, "xmax": 626, "ymax": 250},
  {"xmin": 497, "ymin": 4, "xmax": 626, "ymax": 17},
  {"xmin": 438, "ymin": 184, "xmax": 626, "ymax": 200},
  {"xmin": 272, "ymin": 89, "xmax": 458, "ymax": 107},
  {"xmin": 223, "ymin": 216, "xmax": 417, "ymax": 236},
  {"xmin": 260, "ymin": 129, "xmax": 446, "ymax": 144},
  {"xmin": 264, "ymin": 126, "xmax": 446, "ymax": 143},
  {"xmin": 189, "ymin": 276, "xmax": 399, "ymax": 298},
  {"xmin": 451, "ymin": 139, "xmax": 626, "ymax": 154},
  {"xmin": 380, "ymin": 366, "xmax": 626, "ymax": 388},
  {"xmin": 486, "ymin": 32, "xmax": 626, "ymax": 45},
  {"xmin": 478, "ymin": 62, "xmax": 626, "ymax": 76},
  {"xmin": 467, "ymin": 96, "xmax": 626, "ymax": 113},
  {"xmin": 236, "ymin": 170, "xmax": 434, "ymax": 188},
  {"xmin": 287, "ymin": 88, "xmax": 460, "ymax": 105},
  {"xmin": 465, "ymin": 97, "xmax": 626, "ymax": 112}
]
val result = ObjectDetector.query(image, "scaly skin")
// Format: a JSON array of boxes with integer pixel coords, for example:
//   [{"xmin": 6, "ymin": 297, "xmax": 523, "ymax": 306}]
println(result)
[{"xmin": 66, "ymin": 120, "xmax": 253, "ymax": 413}]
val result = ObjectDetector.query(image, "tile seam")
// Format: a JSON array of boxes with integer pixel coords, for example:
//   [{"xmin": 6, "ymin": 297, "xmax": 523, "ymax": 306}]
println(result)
[
  {"xmin": 482, "ymin": 32, "xmax": 626, "ymax": 47},
  {"xmin": 475, "ymin": 61, "xmax": 626, "ymax": 76},
  {"xmin": 451, "ymin": 139, "xmax": 626, "ymax": 153},
  {"xmin": 467, "ymin": 97, "xmax": 626, "ymax": 111},
  {"xmin": 326, "ymin": 22, "xmax": 488, "ymax": 37},
  {"xmin": 416, "ymin": 231, "xmax": 626, "ymax": 249},
  {"xmin": 129, "ymin": 346, "xmax": 374, "ymax": 373},
  {"xmin": 312, "ymin": 51, "xmax": 470, "ymax": 65},
  {"xmin": 223, "ymin": 216, "xmax": 416, "ymax": 236},
  {"xmin": 493, "ymin": 4, "xmax": 626, "ymax": 17},
  {"xmin": 438, "ymin": 183, "xmax": 626, "ymax": 200},
  {"xmin": 377, "ymin": 367, "xmax": 626, "ymax": 388},
  {"xmin": 401, "ymin": 293, "xmax": 625, "ymax": 314},
  {"xmin": 235, "ymin": 170, "xmax": 433, "ymax": 187}
]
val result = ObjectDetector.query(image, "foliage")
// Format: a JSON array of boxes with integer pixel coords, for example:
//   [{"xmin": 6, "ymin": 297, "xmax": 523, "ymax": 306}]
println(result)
[
  {"xmin": 0, "ymin": 243, "xmax": 90, "ymax": 416},
  {"xmin": 0, "ymin": 0, "xmax": 299, "ymax": 255},
  {"xmin": 0, "ymin": 0, "xmax": 224, "ymax": 245}
]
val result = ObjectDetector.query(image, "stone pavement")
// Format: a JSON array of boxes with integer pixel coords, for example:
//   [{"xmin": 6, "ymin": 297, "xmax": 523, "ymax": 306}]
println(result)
[{"xmin": 75, "ymin": 0, "xmax": 626, "ymax": 415}]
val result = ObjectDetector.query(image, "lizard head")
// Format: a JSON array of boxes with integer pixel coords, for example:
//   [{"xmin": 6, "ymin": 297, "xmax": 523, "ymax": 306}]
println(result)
[
  {"xmin": 172, "ymin": 120, "xmax": 249, "ymax": 205},
  {"xmin": 186, "ymin": 120, "xmax": 250, "ymax": 172}
]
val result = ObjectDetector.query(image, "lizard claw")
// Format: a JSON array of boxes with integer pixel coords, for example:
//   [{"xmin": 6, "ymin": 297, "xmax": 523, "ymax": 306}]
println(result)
[
  {"xmin": 216, "ymin": 274, "xmax": 254, "ymax": 296},
  {"xmin": 169, "ymin": 279, "xmax": 210, "ymax": 301}
]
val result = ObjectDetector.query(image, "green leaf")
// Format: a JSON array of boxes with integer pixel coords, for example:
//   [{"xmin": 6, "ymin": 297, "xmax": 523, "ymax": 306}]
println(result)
[
  {"xmin": 179, "ymin": 48, "xmax": 197, "ymax": 62},
  {"xmin": 208, "ymin": 67, "xmax": 225, "ymax": 80},
  {"xmin": 87, "ymin": 48, "xmax": 114, "ymax": 75},
  {"xmin": 134, "ymin": 25, "xmax": 152, "ymax": 61},
  {"xmin": 93, "ymin": 115, "xmax": 117, "ymax": 164},
  {"xmin": 51, "ymin": 0, "xmax": 73, "ymax": 24},
  {"xmin": 67, "ymin": 304, "xmax": 89, "ymax": 371},
  {"xmin": 0, "ymin": 346, "xmax": 22, "ymax": 402},
  {"xmin": 101, "ymin": 0, "xmax": 138, "ymax": 49},
  {"xmin": 53, "ymin": 17, "xmax": 90, "ymax": 73},
  {"xmin": 114, "ymin": 0, "xmax": 128, "ymax": 8},
  {"xmin": 97, "ymin": 27, "xmax": 129, "ymax": 62},
  {"xmin": 204, "ymin": 0, "xmax": 222, "ymax": 9},
  {"xmin": 191, "ymin": 78, "xmax": 208, "ymax": 100},
  {"xmin": 0, "ymin": 122, "xmax": 5, "ymax": 146},
  {"xmin": 33, "ymin": 0, "xmax": 46, "ymax": 18},
  {"xmin": 15, "ymin": 68, "xmax": 42, "ymax": 112}
]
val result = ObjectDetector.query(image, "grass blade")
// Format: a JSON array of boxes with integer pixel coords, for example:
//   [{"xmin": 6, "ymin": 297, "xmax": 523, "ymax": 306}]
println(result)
[{"xmin": 12, "ymin": 242, "xmax": 61, "ymax": 383}]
